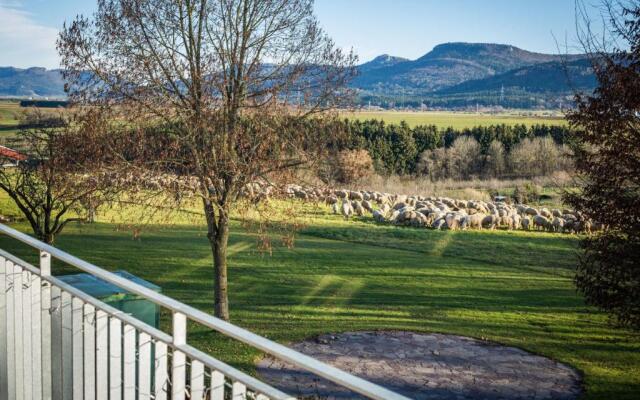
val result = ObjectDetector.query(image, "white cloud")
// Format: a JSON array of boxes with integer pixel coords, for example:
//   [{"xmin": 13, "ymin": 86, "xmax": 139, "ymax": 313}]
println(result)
[{"xmin": 0, "ymin": 2, "xmax": 60, "ymax": 69}]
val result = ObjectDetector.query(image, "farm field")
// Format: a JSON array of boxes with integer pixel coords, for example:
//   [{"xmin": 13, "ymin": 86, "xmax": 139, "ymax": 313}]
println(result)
[
  {"xmin": 343, "ymin": 110, "xmax": 568, "ymax": 128},
  {"xmin": 0, "ymin": 101, "xmax": 22, "ymax": 138},
  {"xmin": 0, "ymin": 100, "xmax": 66, "ymax": 138},
  {"xmin": 1, "ymin": 102, "xmax": 568, "ymax": 138},
  {"xmin": 0, "ymin": 195, "xmax": 638, "ymax": 399}
]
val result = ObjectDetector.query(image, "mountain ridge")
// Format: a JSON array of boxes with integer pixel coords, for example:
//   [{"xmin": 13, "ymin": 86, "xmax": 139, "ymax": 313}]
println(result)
[
  {"xmin": 354, "ymin": 42, "xmax": 588, "ymax": 94},
  {"xmin": 0, "ymin": 42, "xmax": 597, "ymax": 108}
]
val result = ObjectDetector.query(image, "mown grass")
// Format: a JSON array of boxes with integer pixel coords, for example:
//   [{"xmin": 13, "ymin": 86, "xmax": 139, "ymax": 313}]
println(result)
[
  {"xmin": 0, "ymin": 197, "xmax": 638, "ymax": 399},
  {"xmin": 343, "ymin": 110, "xmax": 567, "ymax": 128}
]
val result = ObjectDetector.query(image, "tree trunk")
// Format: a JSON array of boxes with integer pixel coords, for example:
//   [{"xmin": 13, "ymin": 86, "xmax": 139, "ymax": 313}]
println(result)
[
  {"xmin": 204, "ymin": 200, "xmax": 231, "ymax": 321},
  {"xmin": 212, "ymin": 219, "xmax": 230, "ymax": 321},
  {"xmin": 42, "ymin": 232, "xmax": 55, "ymax": 245}
]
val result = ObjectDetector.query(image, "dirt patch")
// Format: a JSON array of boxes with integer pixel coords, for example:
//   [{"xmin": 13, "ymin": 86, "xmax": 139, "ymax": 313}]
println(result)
[{"xmin": 257, "ymin": 331, "xmax": 582, "ymax": 399}]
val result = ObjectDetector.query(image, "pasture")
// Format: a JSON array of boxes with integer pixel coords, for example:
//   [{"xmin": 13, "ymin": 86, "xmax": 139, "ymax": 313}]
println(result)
[
  {"xmin": 0, "ymin": 194, "xmax": 638, "ymax": 399},
  {"xmin": 343, "ymin": 110, "xmax": 567, "ymax": 128},
  {"xmin": 0, "ymin": 100, "xmax": 66, "ymax": 138},
  {"xmin": 1, "ymin": 102, "xmax": 568, "ymax": 138},
  {"xmin": 0, "ymin": 101, "xmax": 22, "ymax": 138}
]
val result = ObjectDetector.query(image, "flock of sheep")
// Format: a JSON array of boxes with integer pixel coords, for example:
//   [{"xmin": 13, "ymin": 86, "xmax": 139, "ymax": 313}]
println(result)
[{"xmin": 283, "ymin": 184, "xmax": 599, "ymax": 234}]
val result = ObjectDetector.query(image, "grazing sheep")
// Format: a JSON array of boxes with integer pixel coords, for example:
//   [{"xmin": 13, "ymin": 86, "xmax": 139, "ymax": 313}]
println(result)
[
  {"xmin": 512, "ymin": 214, "xmax": 522, "ymax": 230},
  {"xmin": 482, "ymin": 215, "xmax": 499, "ymax": 230},
  {"xmin": 287, "ymin": 184, "xmax": 599, "ymax": 236},
  {"xmin": 336, "ymin": 190, "xmax": 348, "ymax": 199},
  {"xmin": 340, "ymin": 200, "xmax": 353, "ymax": 219},
  {"xmin": 445, "ymin": 213, "xmax": 464, "ymax": 230},
  {"xmin": 501, "ymin": 215, "xmax": 515, "ymax": 230},
  {"xmin": 362, "ymin": 200, "xmax": 374, "ymax": 212},
  {"xmin": 380, "ymin": 204, "xmax": 391, "ymax": 215},
  {"xmin": 580, "ymin": 220, "xmax": 592, "ymax": 234},
  {"xmin": 372, "ymin": 210, "xmax": 386, "ymax": 223},
  {"xmin": 325, "ymin": 195, "xmax": 338, "ymax": 205},
  {"xmin": 432, "ymin": 218, "xmax": 446, "ymax": 230},
  {"xmin": 294, "ymin": 189, "xmax": 308, "ymax": 200},
  {"xmin": 331, "ymin": 202, "xmax": 340, "ymax": 214},
  {"xmin": 466, "ymin": 213, "xmax": 485, "ymax": 230},
  {"xmin": 352, "ymin": 201, "xmax": 365, "ymax": 216},
  {"xmin": 551, "ymin": 217, "xmax": 565, "ymax": 232},
  {"xmin": 533, "ymin": 215, "xmax": 550, "ymax": 231},
  {"xmin": 563, "ymin": 220, "xmax": 575, "ymax": 233},
  {"xmin": 349, "ymin": 191, "xmax": 364, "ymax": 201},
  {"xmin": 393, "ymin": 202, "xmax": 407, "ymax": 211}
]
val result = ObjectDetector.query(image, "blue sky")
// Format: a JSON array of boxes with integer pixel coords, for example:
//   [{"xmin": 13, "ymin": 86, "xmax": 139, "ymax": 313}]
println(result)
[{"xmin": 1, "ymin": 0, "xmax": 601, "ymax": 69}]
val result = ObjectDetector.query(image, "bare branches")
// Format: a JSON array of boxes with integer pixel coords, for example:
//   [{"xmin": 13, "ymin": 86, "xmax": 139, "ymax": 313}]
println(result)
[
  {"xmin": 0, "ymin": 111, "xmax": 123, "ymax": 243},
  {"xmin": 58, "ymin": 0, "xmax": 355, "ymax": 321}
]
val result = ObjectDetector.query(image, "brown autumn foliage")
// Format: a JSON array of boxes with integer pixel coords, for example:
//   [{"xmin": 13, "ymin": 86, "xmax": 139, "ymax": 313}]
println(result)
[
  {"xmin": 334, "ymin": 149, "xmax": 374, "ymax": 184},
  {"xmin": 566, "ymin": 2, "xmax": 640, "ymax": 329}
]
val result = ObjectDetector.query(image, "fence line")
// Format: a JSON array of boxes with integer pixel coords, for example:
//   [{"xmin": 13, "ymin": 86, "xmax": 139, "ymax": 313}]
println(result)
[{"xmin": 0, "ymin": 223, "xmax": 411, "ymax": 400}]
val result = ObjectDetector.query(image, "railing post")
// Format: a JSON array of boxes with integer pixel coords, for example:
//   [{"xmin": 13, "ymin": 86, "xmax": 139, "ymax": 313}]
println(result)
[
  {"xmin": 40, "ymin": 251, "xmax": 52, "ymax": 400},
  {"xmin": 172, "ymin": 312, "xmax": 187, "ymax": 400},
  {"xmin": 0, "ymin": 256, "xmax": 7, "ymax": 400}
]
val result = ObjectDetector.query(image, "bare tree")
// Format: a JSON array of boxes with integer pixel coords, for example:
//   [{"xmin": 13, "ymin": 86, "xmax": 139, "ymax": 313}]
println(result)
[
  {"xmin": 58, "ymin": 0, "xmax": 356, "ymax": 320},
  {"xmin": 447, "ymin": 136, "xmax": 481, "ymax": 180},
  {"xmin": 484, "ymin": 140, "xmax": 505, "ymax": 178},
  {"xmin": 0, "ymin": 112, "xmax": 115, "ymax": 244}
]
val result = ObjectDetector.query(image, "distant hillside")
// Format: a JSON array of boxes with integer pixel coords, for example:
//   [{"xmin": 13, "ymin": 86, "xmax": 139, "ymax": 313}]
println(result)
[
  {"xmin": 0, "ymin": 67, "xmax": 65, "ymax": 98},
  {"xmin": 358, "ymin": 54, "xmax": 410, "ymax": 72},
  {"xmin": 353, "ymin": 43, "xmax": 582, "ymax": 94},
  {"xmin": 0, "ymin": 42, "xmax": 597, "ymax": 108},
  {"xmin": 412, "ymin": 58, "xmax": 597, "ymax": 109},
  {"xmin": 438, "ymin": 58, "xmax": 596, "ymax": 94}
]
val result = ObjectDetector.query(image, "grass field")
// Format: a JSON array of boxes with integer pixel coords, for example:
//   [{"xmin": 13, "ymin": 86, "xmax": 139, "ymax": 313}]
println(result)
[
  {"xmin": 1, "ymin": 102, "xmax": 568, "ymax": 139},
  {"xmin": 344, "ymin": 110, "xmax": 568, "ymax": 129},
  {"xmin": 0, "ymin": 195, "xmax": 638, "ymax": 399},
  {"xmin": 0, "ymin": 101, "xmax": 22, "ymax": 138}
]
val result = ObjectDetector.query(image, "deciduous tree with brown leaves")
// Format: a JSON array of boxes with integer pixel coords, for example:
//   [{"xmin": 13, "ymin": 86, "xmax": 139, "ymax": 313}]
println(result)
[
  {"xmin": 0, "ymin": 112, "xmax": 118, "ymax": 244},
  {"xmin": 566, "ymin": 1, "xmax": 640, "ymax": 329},
  {"xmin": 58, "ymin": 0, "xmax": 356, "ymax": 320}
]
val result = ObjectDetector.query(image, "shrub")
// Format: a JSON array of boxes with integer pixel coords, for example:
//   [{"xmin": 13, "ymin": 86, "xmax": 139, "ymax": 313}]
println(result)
[
  {"xmin": 417, "ymin": 147, "xmax": 448, "ymax": 180},
  {"xmin": 512, "ymin": 183, "xmax": 541, "ymax": 204},
  {"xmin": 333, "ymin": 149, "xmax": 374, "ymax": 184}
]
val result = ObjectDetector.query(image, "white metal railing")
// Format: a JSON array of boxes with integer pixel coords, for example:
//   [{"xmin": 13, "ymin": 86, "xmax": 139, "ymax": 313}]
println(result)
[{"xmin": 0, "ymin": 223, "xmax": 412, "ymax": 400}]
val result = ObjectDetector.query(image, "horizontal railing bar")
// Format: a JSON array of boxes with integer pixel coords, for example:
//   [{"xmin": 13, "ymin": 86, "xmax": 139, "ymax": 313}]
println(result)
[
  {"xmin": 0, "ymin": 224, "xmax": 412, "ymax": 400},
  {"xmin": 0, "ymin": 248, "xmax": 292, "ymax": 400}
]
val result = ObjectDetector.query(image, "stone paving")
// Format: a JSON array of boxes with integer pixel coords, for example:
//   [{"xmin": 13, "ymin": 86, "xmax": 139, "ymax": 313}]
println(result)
[{"xmin": 257, "ymin": 331, "xmax": 582, "ymax": 400}]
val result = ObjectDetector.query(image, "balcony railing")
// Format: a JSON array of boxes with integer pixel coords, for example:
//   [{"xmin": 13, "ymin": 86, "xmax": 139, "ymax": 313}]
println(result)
[{"xmin": 0, "ymin": 223, "xmax": 411, "ymax": 400}]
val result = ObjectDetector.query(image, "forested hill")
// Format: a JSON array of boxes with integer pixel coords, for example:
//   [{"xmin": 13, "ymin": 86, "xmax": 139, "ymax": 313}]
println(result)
[
  {"xmin": 0, "ymin": 43, "xmax": 596, "ymax": 108},
  {"xmin": 438, "ymin": 58, "xmax": 596, "ymax": 94},
  {"xmin": 0, "ymin": 67, "xmax": 65, "ymax": 98},
  {"xmin": 354, "ymin": 43, "xmax": 595, "ymax": 109}
]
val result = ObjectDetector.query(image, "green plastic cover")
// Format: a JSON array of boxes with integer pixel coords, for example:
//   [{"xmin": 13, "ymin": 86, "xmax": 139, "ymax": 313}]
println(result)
[{"xmin": 57, "ymin": 270, "xmax": 161, "ymax": 328}]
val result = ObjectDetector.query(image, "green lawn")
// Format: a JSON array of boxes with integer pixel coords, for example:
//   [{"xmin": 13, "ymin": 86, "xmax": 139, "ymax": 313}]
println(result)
[
  {"xmin": 0, "ymin": 201, "xmax": 638, "ymax": 399},
  {"xmin": 343, "ymin": 110, "xmax": 567, "ymax": 128}
]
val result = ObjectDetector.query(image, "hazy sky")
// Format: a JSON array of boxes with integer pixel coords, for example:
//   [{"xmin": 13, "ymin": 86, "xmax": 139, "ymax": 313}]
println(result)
[{"xmin": 0, "ymin": 0, "xmax": 602, "ymax": 69}]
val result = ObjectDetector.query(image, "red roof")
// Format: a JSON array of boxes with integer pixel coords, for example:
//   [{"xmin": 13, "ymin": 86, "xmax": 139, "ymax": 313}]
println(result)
[{"xmin": 0, "ymin": 145, "xmax": 27, "ymax": 161}]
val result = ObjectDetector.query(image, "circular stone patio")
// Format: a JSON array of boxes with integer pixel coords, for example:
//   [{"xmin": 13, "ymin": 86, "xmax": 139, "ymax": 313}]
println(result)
[{"xmin": 257, "ymin": 331, "xmax": 582, "ymax": 400}]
